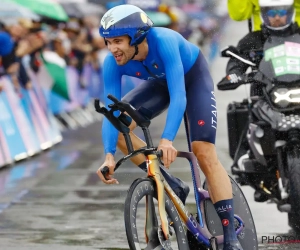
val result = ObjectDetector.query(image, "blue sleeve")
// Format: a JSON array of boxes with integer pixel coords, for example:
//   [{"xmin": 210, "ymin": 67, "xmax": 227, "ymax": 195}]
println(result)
[
  {"xmin": 157, "ymin": 36, "xmax": 186, "ymax": 141},
  {"xmin": 102, "ymin": 55, "xmax": 122, "ymax": 155}
]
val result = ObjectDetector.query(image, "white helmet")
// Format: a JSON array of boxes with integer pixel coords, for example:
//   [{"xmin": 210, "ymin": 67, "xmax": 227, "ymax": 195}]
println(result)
[{"xmin": 259, "ymin": 0, "xmax": 294, "ymax": 30}]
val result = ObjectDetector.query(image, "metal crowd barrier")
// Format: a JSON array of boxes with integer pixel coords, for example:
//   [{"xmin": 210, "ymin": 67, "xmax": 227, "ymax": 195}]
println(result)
[{"xmin": 0, "ymin": 59, "xmax": 140, "ymax": 168}]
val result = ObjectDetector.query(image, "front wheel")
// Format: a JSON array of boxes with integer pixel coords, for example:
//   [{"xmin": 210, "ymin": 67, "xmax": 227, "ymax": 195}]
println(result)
[
  {"xmin": 287, "ymin": 145, "xmax": 300, "ymax": 232},
  {"xmin": 124, "ymin": 178, "xmax": 190, "ymax": 250}
]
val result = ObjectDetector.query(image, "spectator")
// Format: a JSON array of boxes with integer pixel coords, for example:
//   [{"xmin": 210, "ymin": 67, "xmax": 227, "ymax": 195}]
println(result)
[
  {"xmin": 64, "ymin": 19, "xmax": 93, "ymax": 88},
  {"xmin": 0, "ymin": 31, "xmax": 14, "ymax": 91},
  {"xmin": 0, "ymin": 31, "xmax": 13, "ymax": 57}
]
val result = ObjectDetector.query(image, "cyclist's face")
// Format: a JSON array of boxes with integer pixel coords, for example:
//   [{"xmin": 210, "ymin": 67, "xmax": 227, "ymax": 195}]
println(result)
[{"xmin": 105, "ymin": 35, "xmax": 135, "ymax": 65}]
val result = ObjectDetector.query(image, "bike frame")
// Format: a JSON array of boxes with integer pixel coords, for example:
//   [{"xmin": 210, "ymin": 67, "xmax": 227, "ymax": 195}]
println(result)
[
  {"xmin": 95, "ymin": 97, "xmax": 244, "ymax": 248},
  {"xmin": 117, "ymin": 148, "xmax": 244, "ymax": 247}
]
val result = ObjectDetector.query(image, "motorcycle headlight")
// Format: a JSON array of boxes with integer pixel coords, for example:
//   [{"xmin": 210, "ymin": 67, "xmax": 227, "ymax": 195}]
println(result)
[{"xmin": 272, "ymin": 88, "xmax": 300, "ymax": 107}]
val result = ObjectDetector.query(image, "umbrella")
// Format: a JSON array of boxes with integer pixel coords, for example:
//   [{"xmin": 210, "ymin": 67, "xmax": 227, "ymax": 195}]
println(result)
[
  {"xmin": 0, "ymin": 1, "xmax": 40, "ymax": 21},
  {"xmin": 9, "ymin": 0, "xmax": 69, "ymax": 21},
  {"xmin": 87, "ymin": 0, "xmax": 110, "ymax": 5},
  {"xmin": 78, "ymin": 2, "xmax": 105, "ymax": 17},
  {"xmin": 61, "ymin": 2, "xmax": 105, "ymax": 19},
  {"xmin": 60, "ymin": 2, "xmax": 79, "ymax": 18},
  {"xmin": 146, "ymin": 11, "xmax": 171, "ymax": 27}
]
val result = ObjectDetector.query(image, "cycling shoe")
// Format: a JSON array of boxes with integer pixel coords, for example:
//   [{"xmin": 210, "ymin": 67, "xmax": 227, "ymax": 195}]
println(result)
[{"xmin": 223, "ymin": 240, "xmax": 243, "ymax": 250}]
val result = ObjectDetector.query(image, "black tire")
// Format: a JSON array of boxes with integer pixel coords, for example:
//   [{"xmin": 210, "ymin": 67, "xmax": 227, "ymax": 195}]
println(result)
[
  {"xmin": 287, "ymin": 146, "xmax": 300, "ymax": 232},
  {"xmin": 124, "ymin": 178, "xmax": 190, "ymax": 250},
  {"xmin": 203, "ymin": 176, "xmax": 258, "ymax": 250}
]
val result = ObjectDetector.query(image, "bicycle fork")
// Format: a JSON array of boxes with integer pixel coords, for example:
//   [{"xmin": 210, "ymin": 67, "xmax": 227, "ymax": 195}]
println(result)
[{"xmin": 145, "ymin": 154, "xmax": 170, "ymax": 241}]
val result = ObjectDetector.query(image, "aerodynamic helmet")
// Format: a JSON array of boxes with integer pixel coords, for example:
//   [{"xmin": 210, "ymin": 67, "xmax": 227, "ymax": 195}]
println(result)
[{"xmin": 99, "ymin": 4, "xmax": 153, "ymax": 46}]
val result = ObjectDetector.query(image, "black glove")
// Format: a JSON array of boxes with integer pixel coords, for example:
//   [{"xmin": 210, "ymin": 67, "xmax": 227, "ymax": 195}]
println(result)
[{"xmin": 217, "ymin": 73, "xmax": 244, "ymax": 91}]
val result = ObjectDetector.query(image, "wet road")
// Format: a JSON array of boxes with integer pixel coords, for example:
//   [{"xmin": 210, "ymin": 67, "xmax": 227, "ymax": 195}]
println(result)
[{"xmin": 1, "ymin": 20, "xmax": 300, "ymax": 250}]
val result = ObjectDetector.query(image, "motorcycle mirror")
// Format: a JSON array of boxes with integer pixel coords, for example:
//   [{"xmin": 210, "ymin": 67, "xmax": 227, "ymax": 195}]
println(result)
[
  {"xmin": 221, "ymin": 46, "xmax": 256, "ymax": 67},
  {"xmin": 220, "ymin": 46, "xmax": 239, "ymax": 57}
]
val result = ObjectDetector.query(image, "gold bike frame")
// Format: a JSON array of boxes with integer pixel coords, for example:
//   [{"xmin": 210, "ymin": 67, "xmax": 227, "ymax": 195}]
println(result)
[{"xmin": 144, "ymin": 152, "xmax": 231, "ymax": 246}]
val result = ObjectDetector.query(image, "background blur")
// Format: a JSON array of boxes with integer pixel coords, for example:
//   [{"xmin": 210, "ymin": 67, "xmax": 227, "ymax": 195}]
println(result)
[
  {"xmin": 0, "ymin": 0, "xmax": 229, "ymax": 166},
  {"xmin": 1, "ymin": 1, "xmax": 298, "ymax": 249}
]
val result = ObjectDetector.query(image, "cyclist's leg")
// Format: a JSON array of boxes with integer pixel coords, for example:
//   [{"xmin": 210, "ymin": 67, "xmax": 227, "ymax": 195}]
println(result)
[
  {"xmin": 119, "ymin": 79, "xmax": 190, "ymax": 204},
  {"xmin": 185, "ymin": 51, "xmax": 243, "ymax": 249},
  {"xmin": 117, "ymin": 79, "xmax": 170, "ymax": 164}
]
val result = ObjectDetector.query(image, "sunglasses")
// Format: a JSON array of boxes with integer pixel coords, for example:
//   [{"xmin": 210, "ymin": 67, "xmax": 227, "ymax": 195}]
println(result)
[{"xmin": 267, "ymin": 9, "xmax": 288, "ymax": 17}]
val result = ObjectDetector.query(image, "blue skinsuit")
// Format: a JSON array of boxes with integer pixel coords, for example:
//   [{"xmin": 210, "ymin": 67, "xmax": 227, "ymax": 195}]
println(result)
[{"xmin": 102, "ymin": 27, "xmax": 216, "ymax": 155}]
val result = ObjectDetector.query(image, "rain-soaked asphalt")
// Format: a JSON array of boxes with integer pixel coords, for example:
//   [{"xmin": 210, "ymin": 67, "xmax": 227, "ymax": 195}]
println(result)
[{"xmin": 1, "ymin": 20, "xmax": 300, "ymax": 250}]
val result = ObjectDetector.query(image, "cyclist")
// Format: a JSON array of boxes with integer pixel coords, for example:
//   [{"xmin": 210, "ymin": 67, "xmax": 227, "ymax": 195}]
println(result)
[
  {"xmin": 219, "ymin": 0, "xmax": 295, "ymax": 94},
  {"xmin": 218, "ymin": 0, "xmax": 295, "ymax": 201},
  {"xmin": 227, "ymin": 0, "xmax": 300, "ymax": 31},
  {"xmin": 97, "ymin": 4, "xmax": 243, "ymax": 249}
]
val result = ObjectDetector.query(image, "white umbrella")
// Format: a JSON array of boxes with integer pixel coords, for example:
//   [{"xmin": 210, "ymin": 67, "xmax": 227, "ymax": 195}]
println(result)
[
  {"xmin": 60, "ymin": 1, "xmax": 105, "ymax": 18},
  {"xmin": 0, "ymin": 2, "xmax": 40, "ymax": 21}
]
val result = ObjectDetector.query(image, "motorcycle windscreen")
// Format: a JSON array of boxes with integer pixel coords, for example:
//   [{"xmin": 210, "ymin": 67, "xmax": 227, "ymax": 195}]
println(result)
[{"xmin": 259, "ymin": 34, "xmax": 300, "ymax": 83}]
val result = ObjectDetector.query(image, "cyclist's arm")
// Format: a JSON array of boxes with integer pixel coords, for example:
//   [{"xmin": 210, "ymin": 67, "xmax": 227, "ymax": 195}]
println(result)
[
  {"xmin": 228, "ymin": 0, "xmax": 263, "ymax": 31},
  {"xmin": 227, "ymin": 0, "xmax": 254, "ymax": 21},
  {"xmin": 102, "ymin": 55, "xmax": 122, "ymax": 155},
  {"xmin": 157, "ymin": 37, "xmax": 186, "ymax": 141},
  {"xmin": 295, "ymin": 1, "xmax": 300, "ymax": 26}
]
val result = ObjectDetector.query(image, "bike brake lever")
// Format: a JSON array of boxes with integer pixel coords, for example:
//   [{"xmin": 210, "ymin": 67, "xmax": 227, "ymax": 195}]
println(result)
[
  {"xmin": 108, "ymin": 100, "xmax": 125, "ymax": 113},
  {"xmin": 108, "ymin": 94, "xmax": 119, "ymax": 104},
  {"xmin": 94, "ymin": 99, "xmax": 101, "ymax": 110},
  {"xmin": 101, "ymin": 166, "xmax": 110, "ymax": 181},
  {"xmin": 156, "ymin": 150, "xmax": 164, "ymax": 166},
  {"xmin": 94, "ymin": 99, "xmax": 108, "ymax": 114},
  {"xmin": 157, "ymin": 150, "xmax": 163, "ymax": 158}
]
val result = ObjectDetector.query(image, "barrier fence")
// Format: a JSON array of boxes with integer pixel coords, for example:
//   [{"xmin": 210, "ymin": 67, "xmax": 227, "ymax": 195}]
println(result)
[
  {"xmin": 0, "ymin": 9, "xmax": 229, "ymax": 169},
  {"xmin": 0, "ymin": 53, "xmax": 140, "ymax": 168}
]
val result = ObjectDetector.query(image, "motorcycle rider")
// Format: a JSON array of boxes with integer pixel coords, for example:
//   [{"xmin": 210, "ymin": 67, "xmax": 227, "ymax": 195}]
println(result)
[
  {"xmin": 218, "ymin": 0, "xmax": 296, "ymax": 201},
  {"xmin": 227, "ymin": 0, "xmax": 300, "ymax": 31},
  {"xmin": 219, "ymin": 0, "xmax": 296, "ymax": 95}
]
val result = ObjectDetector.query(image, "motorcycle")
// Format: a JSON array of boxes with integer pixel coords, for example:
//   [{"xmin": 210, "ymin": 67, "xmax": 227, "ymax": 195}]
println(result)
[{"xmin": 218, "ymin": 34, "xmax": 300, "ymax": 232}]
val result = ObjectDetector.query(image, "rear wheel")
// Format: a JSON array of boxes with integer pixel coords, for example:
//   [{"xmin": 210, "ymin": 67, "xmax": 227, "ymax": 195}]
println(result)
[
  {"xmin": 287, "ymin": 145, "xmax": 300, "ymax": 232},
  {"xmin": 203, "ymin": 176, "xmax": 258, "ymax": 250}
]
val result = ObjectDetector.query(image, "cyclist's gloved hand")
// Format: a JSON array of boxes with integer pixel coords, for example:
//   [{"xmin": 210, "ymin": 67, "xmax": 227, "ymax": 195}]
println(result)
[
  {"xmin": 97, "ymin": 153, "xmax": 119, "ymax": 184},
  {"xmin": 158, "ymin": 138, "xmax": 177, "ymax": 168},
  {"xmin": 217, "ymin": 73, "xmax": 244, "ymax": 91}
]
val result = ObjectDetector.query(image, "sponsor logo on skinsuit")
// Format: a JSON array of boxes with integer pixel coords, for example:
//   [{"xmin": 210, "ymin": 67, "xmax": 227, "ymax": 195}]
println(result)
[
  {"xmin": 198, "ymin": 120, "xmax": 205, "ymax": 126},
  {"xmin": 222, "ymin": 219, "xmax": 229, "ymax": 226}
]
